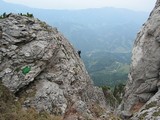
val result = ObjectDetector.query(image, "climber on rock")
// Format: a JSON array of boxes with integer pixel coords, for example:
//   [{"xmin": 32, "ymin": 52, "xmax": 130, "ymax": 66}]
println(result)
[
  {"xmin": 78, "ymin": 50, "xmax": 81, "ymax": 57},
  {"xmin": 0, "ymin": 26, "xmax": 2, "ymax": 39}
]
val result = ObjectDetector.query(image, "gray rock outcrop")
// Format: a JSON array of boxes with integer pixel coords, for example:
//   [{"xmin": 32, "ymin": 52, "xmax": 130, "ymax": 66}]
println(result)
[
  {"xmin": 120, "ymin": 0, "xmax": 160, "ymax": 119},
  {"xmin": 0, "ymin": 14, "xmax": 107, "ymax": 119}
]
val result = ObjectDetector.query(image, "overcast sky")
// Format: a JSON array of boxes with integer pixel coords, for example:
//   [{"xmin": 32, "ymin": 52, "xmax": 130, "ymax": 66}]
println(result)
[{"xmin": 3, "ymin": 0, "xmax": 156, "ymax": 12}]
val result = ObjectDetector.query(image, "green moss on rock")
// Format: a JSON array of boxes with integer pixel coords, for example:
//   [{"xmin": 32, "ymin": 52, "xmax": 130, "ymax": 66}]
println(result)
[
  {"xmin": 152, "ymin": 109, "xmax": 160, "ymax": 117},
  {"xmin": 145, "ymin": 101, "xmax": 157, "ymax": 109},
  {"xmin": 139, "ymin": 112, "xmax": 148, "ymax": 120}
]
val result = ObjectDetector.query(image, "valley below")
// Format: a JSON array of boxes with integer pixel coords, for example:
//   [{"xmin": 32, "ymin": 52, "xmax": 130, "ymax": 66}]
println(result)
[{"xmin": 82, "ymin": 52, "xmax": 131, "ymax": 87}]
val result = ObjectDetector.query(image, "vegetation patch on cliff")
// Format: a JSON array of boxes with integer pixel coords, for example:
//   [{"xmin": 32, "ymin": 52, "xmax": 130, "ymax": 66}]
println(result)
[
  {"xmin": 152, "ymin": 109, "xmax": 160, "ymax": 117},
  {"xmin": 0, "ymin": 82, "xmax": 62, "ymax": 120},
  {"xmin": 145, "ymin": 101, "xmax": 157, "ymax": 110}
]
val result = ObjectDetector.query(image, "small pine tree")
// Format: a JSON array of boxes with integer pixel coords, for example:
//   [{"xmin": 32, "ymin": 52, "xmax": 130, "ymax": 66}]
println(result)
[
  {"xmin": 113, "ymin": 83, "xmax": 125, "ymax": 104},
  {"xmin": 27, "ymin": 12, "xmax": 29, "ymax": 17},
  {"xmin": 30, "ymin": 14, "xmax": 33, "ymax": 17},
  {"xmin": 26, "ymin": 12, "xmax": 33, "ymax": 18},
  {"xmin": 3, "ymin": 12, "xmax": 6, "ymax": 18}
]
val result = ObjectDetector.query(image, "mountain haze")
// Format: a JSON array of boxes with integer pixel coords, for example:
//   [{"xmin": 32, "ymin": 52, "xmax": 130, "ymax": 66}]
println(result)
[{"xmin": 0, "ymin": 0, "xmax": 149, "ymax": 53}]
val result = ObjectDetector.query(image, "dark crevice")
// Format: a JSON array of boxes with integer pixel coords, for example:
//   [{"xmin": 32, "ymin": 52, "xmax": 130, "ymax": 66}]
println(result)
[
  {"xmin": 150, "ymin": 86, "xmax": 158, "ymax": 94},
  {"xmin": 139, "ymin": 87, "xmax": 158, "ymax": 103},
  {"xmin": 14, "ymin": 35, "xmax": 28, "ymax": 39},
  {"xmin": 70, "ymin": 80, "xmax": 77, "ymax": 86},
  {"xmin": 14, "ymin": 40, "xmax": 31, "ymax": 46},
  {"xmin": 54, "ymin": 81, "xmax": 63, "ymax": 85},
  {"xmin": 15, "ymin": 70, "xmax": 45, "ymax": 97},
  {"xmin": 15, "ymin": 79, "xmax": 37, "ymax": 97}
]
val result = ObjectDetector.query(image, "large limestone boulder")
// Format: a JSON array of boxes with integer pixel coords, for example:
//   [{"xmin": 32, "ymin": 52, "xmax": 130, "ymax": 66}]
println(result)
[
  {"xmin": 0, "ymin": 14, "xmax": 107, "ymax": 119},
  {"xmin": 120, "ymin": 0, "xmax": 160, "ymax": 119}
]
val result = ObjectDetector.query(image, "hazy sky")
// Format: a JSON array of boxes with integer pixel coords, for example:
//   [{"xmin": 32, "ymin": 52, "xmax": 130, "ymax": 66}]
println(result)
[{"xmin": 3, "ymin": 0, "xmax": 156, "ymax": 12}]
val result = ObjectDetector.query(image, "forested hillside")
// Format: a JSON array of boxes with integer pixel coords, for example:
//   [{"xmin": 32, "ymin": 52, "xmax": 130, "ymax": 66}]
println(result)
[{"xmin": 83, "ymin": 52, "xmax": 131, "ymax": 87}]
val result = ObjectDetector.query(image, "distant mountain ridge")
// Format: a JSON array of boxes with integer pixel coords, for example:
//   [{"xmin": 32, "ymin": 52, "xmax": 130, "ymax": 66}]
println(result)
[{"xmin": 0, "ymin": 0, "xmax": 149, "ymax": 53}]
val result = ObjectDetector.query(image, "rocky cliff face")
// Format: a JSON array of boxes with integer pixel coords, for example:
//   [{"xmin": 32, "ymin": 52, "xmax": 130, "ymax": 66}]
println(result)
[
  {"xmin": 120, "ymin": 0, "xmax": 160, "ymax": 119},
  {"xmin": 0, "ymin": 14, "xmax": 108, "ymax": 119}
]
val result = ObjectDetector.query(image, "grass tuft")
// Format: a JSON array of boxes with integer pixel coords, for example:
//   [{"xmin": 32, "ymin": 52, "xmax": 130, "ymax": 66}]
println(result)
[{"xmin": 0, "ymin": 82, "xmax": 62, "ymax": 120}]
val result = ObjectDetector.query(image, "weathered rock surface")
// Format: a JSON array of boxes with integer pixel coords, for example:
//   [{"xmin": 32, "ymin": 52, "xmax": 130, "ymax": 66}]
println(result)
[
  {"xmin": 120, "ymin": 0, "xmax": 160, "ymax": 119},
  {"xmin": 0, "ymin": 14, "xmax": 108, "ymax": 119}
]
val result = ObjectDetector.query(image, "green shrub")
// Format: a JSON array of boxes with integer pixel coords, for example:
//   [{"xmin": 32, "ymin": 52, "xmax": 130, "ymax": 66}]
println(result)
[
  {"xmin": 113, "ymin": 83, "xmax": 125, "ymax": 104},
  {"xmin": 139, "ymin": 112, "xmax": 148, "ymax": 120},
  {"xmin": 90, "ymin": 103, "xmax": 104, "ymax": 117},
  {"xmin": 101, "ymin": 86, "xmax": 111, "ymax": 91},
  {"xmin": 0, "ymin": 12, "xmax": 7, "ymax": 19},
  {"xmin": 152, "ymin": 109, "xmax": 160, "ymax": 117},
  {"xmin": 145, "ymin": 101, "xmax": 157, "ymax": 109},
  {"xmin": 18, "ymin": 12, "xmax": 34, "ymax": 18}
]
